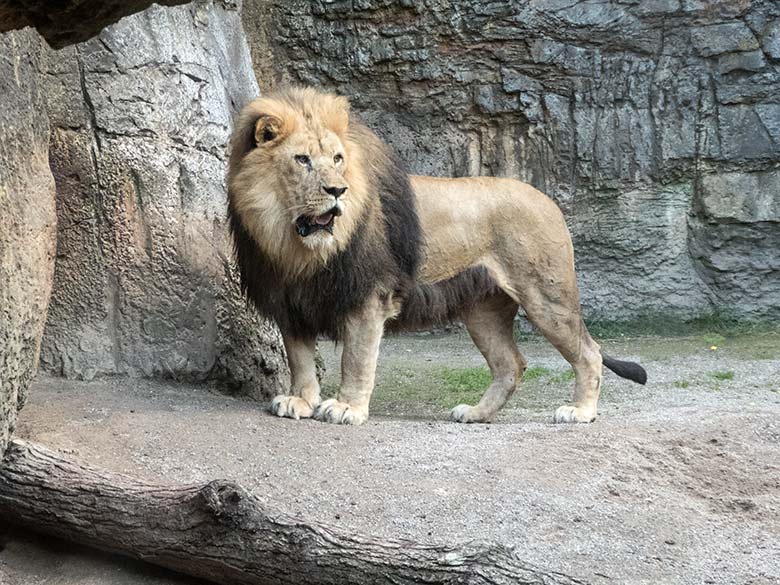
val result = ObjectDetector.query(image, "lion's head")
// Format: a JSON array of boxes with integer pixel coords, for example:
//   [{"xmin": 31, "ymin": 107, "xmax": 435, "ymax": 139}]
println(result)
[{"xmin": 228, "ymin": 87, "xmax": 370, "ymax": 278}]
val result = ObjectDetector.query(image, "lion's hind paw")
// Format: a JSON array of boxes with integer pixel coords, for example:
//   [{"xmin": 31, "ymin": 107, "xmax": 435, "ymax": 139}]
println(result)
[
  {"xmin": 553, "ymin": 404, "xmax": 596, "ymax": 423},
  {"xmin": 313, "ymin": 399, "xmax": 368, "ymax": 425},
  {"xmin": 450, "ymin": 404, "xmax": 491, "ymax": 423},
  {"xmin": 270, "ymin": 395, "xmax": 316, "ymax": 420}
]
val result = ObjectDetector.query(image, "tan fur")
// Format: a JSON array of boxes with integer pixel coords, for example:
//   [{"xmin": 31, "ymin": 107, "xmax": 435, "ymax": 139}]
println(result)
[
  {"xmin": 271, "ymin": 334, "xmax": 320, "ymax": 420},
  {"xmin": 231, "ymin": 88, "xmax": 607, "ymax": 425},
  {"xmin": 228, "ymin": 88, "xmax": 369, "ymax": 281},
  {"xmin": 411, "ymin": 175, "xmax": 604, "ymax": 423}
]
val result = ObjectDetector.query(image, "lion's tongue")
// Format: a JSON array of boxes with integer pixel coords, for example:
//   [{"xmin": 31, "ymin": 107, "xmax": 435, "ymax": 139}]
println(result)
[{"xmin": 314, "ymin": 213, "xmax": 333, "ymax": 226}]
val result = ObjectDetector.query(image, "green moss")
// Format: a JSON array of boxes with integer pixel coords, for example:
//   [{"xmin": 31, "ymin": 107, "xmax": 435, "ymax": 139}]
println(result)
[
  {"xmin": 710, "ymin": 371, "xmax": 735, "ymax": 381},
  {"xmin": 674, "ymin": 380, "xmax": 690, "ymax": 389}
]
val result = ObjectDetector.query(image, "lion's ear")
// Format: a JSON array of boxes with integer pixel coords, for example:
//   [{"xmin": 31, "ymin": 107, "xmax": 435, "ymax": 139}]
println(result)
[{"xmin": 254, "ymin": 114, "xmax": 287, "ymax": 146}]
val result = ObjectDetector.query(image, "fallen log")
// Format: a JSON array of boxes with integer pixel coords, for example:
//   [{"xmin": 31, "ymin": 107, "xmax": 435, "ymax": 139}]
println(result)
[{"xmin": 0, "ymin": 439, "xmax": 584, "ymax": 585}]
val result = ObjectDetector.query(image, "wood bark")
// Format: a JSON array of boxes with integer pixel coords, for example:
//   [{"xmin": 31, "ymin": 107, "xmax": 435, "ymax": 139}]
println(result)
[{"xmin": 0, "ymin": 439, "xmax": 584, "ymax": 585}]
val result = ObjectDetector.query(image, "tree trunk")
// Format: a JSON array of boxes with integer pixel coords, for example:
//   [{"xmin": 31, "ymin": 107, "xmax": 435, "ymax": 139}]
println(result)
[{"xmin": 0, "ymin": 439, "xmax": 584, "ymax": 585}]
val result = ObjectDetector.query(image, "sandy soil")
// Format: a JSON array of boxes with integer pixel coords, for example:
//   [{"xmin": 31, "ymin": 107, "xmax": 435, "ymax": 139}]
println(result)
[{"xmin": 2, "ymin": 331, "xmax": 779, "ymax": 585}]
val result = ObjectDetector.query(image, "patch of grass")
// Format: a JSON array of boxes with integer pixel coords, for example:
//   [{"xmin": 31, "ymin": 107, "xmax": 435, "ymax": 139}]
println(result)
[
  {"xmin": 674, "ymin": 380, "xmax": 690, "ymax": 389},
  {"xmin": 710, "ymin": 370, "xmax": 735, "ymax": 381},
  {"xmin": 438, "ymin": 366, "xmax": 491, "ymax": 408},
  {"xmin": 524, "ymin": 366, "xmax": 553, "ymax": 381},
  {"xmin": 369, "ymin": 363, "xmax": 444, "ymax": 415},
  {"xmin": 701, "ymin": 334, "xmax": 726, "ymax": 348},
  {"xmin": 439, "ymin": 366, "xmax": 490, "ymax": 393},
  {"xmin": 584, "ymin": 311, "xmax": 779, "ymax": 340},
  {"xmin": 730, "ymin": 334, "xmax": 780, "ymax": 360},
  {"xmin": 549, "ymin": 369, "xmax": 576, "ymax": 384},
  {"xmin": 440, "ymin": 366, "xmax": 492, "ymax": 391}
]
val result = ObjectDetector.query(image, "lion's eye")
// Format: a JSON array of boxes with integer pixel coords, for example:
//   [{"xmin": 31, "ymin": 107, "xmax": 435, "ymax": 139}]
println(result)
[
  {"xmin": 294, "ymin": 154, "xmax": 310, "ymax": 166},
  {"xmin": 334, "ymin": 153, "xmax": 343, "ymax": 164}
]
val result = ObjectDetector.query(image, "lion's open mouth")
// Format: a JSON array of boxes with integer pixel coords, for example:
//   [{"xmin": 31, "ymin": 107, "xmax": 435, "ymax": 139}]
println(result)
[{"xmin": 295, "ymin": 207, "xmax": 342, "ymax": 237}]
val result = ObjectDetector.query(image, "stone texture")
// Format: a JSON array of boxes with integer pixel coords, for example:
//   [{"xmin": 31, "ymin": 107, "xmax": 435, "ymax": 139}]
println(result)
[
  {"xmin": 717, "ymin": 50, "xmax": 766, "ymax": 75},
  {"xmin": 0, "ymin": 0, "xmax": 189, "ymax": 48},
  {"xmin": 0, "ymin": 29, "xmax": 57, "ymax": 454},
  {"xmin": 700, "ymin": 171, "xmax": 780, "ymax": 223},
  {"xmin": 765, "ymin": 19, "xmax": 780, "ymax": 59},
  {"xmin": 38, "ymin": 1, "xmax": 287, "ymax": 398},
  {"xmin": 691, "ymin": 23, "xmax": 759, "ymax": 57},
  {"xmin": 245, "ymin": 0, "xmax": 780, "ymax": 321}
]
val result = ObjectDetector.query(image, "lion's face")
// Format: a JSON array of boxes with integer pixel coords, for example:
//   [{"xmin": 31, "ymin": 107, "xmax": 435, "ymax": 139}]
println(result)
[
  {"xmin": 228, "ymin": 89, "xmax": 370, "ymax": 278},
  {"xmin": 274, "ymin": 127, "xmax": 349, "ymax": 251}
]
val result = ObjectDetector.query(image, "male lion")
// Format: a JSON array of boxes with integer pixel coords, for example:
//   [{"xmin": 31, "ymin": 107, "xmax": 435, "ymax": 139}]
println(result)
[{"xmin": 228, "ymin": 87, "xmax": 646, "ymax": 426}]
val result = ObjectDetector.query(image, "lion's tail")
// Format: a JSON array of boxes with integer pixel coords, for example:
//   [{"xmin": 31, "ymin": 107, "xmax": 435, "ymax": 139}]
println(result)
[{"xmin": 602, "ymin": 355, "xmax": 647, "ymax": 385}]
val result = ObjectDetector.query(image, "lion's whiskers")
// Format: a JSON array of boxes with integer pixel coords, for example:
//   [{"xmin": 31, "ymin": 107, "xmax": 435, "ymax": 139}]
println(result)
[{"xmin": 284, "ymin": 203, "xmax": 310, "ymax": 215}]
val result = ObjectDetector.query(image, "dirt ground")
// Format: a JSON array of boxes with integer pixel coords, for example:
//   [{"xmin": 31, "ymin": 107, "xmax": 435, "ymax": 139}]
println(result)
[{"xmin": 1, "ymin": 330, "xmax": 779, "ymax": 585}]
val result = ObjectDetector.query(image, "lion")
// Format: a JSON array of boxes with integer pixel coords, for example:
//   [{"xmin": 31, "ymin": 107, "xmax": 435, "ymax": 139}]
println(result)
[{"xmin": 227, "ymin": 86, "xmax": 646, "ymax": 426}]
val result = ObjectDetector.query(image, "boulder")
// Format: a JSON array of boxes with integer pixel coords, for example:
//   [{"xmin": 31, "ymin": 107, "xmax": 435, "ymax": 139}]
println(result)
[
  {"xmin": 0, "ymin": 29, "xmax": 56, "ymax": 454},
  {"xmin": 39, "ymin": 1, "xmax": 287, "ymax": 398}
]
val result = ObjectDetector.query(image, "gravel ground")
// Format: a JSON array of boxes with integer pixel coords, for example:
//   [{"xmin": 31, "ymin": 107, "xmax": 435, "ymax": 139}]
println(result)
[{"xmin": 1, "ymin": 331, "xmax": 779, "ymax": 585}]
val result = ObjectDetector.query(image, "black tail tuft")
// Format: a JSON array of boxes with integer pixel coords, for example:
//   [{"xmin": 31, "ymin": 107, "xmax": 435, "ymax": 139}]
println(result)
[{"xmin": 603, "ymin": 355, "xmax": 647, "ymax": 385}]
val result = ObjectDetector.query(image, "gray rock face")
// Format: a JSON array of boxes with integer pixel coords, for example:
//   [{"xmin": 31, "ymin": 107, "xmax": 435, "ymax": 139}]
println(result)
[
  {"xmin": 38, "ymin": 1, "xmax": 287, "ymax": 398},
  {"xmin": 0, "ymin": 29, "xmax": 57, "ymax": 454},
  {"xmin": 691, "ymin": 22, "xmax": 759, "ymax": 57},
  {"xmin": 246, "ymin": 0, "xmax": 780, "ymax": 321},
  {"xmin": 765, "ymin": 19, "xmax": 780, "ymax": 59}
]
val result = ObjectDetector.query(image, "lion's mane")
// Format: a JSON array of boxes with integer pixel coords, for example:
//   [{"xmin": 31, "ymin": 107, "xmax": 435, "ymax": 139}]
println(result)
[{"xmin": 227, "ymin": 88, "xmax": 422, "ymax": 340}]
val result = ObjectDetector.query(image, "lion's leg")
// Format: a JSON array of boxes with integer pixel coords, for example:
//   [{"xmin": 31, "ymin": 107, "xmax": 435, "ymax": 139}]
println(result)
[
  {"xmin": 451, "ymin": 293, "xmax": 525, "ymax": 423},
  {"xmin": 270, "ymin": 332, "xmax": 321, "ymax": 420},
  {"xmin": 313, "ymin": 295, "xmax": 388, "ymax": 426},
  {"xmin": 520, "ymin": 289, "xmax": 603, "ymax": 423}
]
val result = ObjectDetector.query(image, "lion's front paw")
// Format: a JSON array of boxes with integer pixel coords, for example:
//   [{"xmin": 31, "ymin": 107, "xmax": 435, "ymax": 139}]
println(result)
[
  {"xmin": 313, "ymin": 398, "xmax": 368, "ymax": 425},
  {"xmin": 270, "ymin": 395, "xmax": 316, "ymax": 420},
  {"xmin": 553, "ymin": 404, "xmax": 596, "ymax": 424},
  {"xmin": 450, "ymin": 404, "xmax": 490, "ymax": 423}
]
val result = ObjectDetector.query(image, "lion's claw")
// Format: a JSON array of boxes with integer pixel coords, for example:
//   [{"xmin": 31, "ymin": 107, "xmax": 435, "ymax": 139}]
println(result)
[
  {"xmin": 313, "ymin": 398, "xmax": 368, "ymax": 425},
  {"xmin": 270, "ymin": 395, "xmax": 316, "ymax": 420}
]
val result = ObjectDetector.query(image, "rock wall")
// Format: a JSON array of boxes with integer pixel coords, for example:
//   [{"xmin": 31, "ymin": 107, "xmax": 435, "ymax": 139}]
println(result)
[
  {"xmin": 0, "ymin": 29, "xmax": 57, "ymax": 455},
  {"xmin": 245, "ymin": 0, "xmax": 780, "ymax": 321},
  {"xmin": 38, "ymin": 1, "xmax": 286, "ymax": 398}
]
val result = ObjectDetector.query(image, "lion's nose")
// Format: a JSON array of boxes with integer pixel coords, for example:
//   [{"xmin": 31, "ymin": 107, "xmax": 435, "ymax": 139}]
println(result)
[{"xmin": 322, "ymin": 185, "xmax": 347, "ymax": 198}]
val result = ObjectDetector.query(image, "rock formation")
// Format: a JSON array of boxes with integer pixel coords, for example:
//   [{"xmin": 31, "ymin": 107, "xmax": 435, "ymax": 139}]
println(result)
[
  {"xmin": 38, "ymin": 1, "xmax": 286, "ymax": 398},
  {"xmin": 245, "ymin": 0, "xmax": 780, "ymax": 321},
  {"xmin": 1, "ymin": 0, "xmax": 288, "ymax": 457},
  {"xmin": 0, "ymin": 29, "xmax": 56, "ymax": 455}
]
